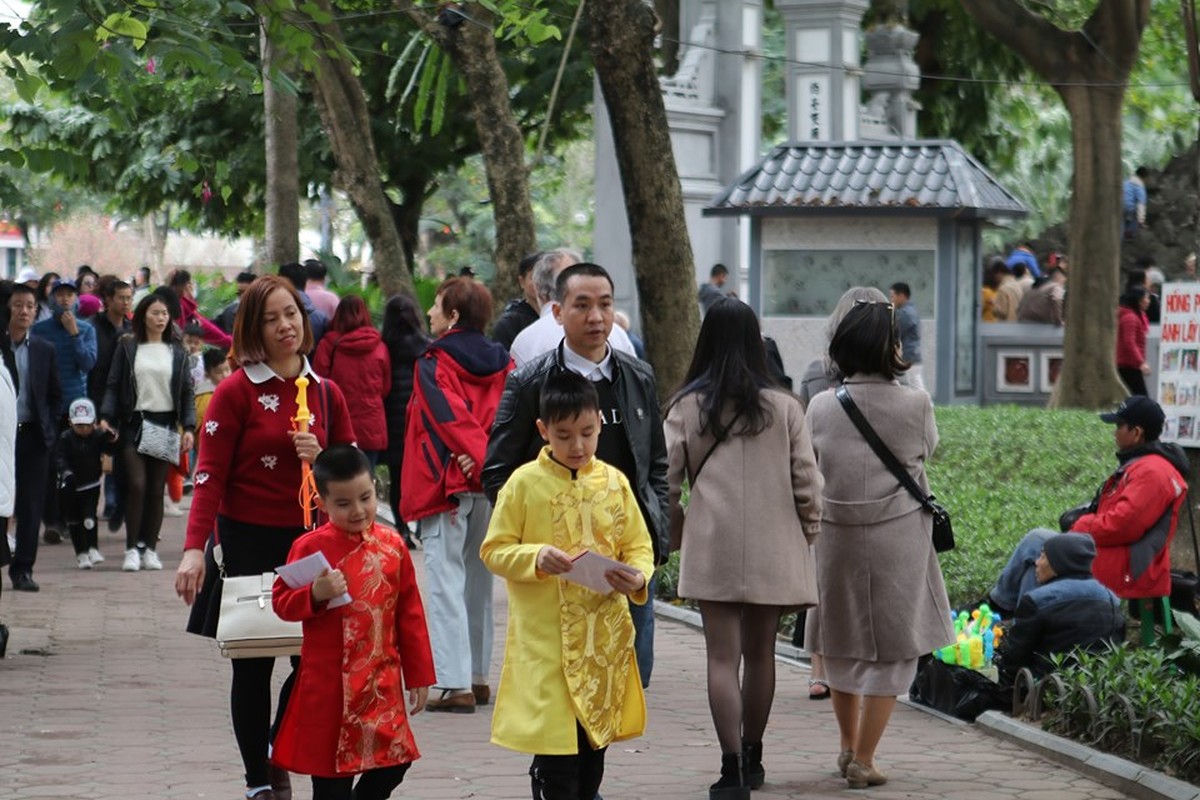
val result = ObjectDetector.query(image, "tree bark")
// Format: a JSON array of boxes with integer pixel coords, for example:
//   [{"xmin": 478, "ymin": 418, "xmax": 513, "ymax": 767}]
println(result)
[
  {"xmin": 962, "ymin": 0, "xmax": 1151, "ymax": 408},
  {"xmin": 398, "ymin": 3, "xmax": 535, "ymax": 304},
  {"xmin": 298, "ymin": 0, "xmax": 415, "ymax": 298},
  {"xmin": 587, "ymin": 0, "xmax": 698, "ymax": 400},
  {"xmin": 389, "ymin": 173, "xmax": 435, "ymax": 275},
  {"xmin": 261, "ymin": 22, "xmax": 300, "ymax": 267}
]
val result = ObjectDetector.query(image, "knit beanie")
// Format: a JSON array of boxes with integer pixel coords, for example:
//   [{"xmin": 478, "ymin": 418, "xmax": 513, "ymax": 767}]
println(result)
[{"xmin": 1043, "ymin": 534, "xmax": 1096, "ymax": 578}]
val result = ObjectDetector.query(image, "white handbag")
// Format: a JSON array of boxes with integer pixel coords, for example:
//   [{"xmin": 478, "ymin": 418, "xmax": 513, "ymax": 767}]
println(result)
[
  {"xmin": 136, "ymin": 418, "xmax": 181, "ymax": 466},
  {"xmin": 213, "ymin": 545, "xmax": 303, "ymax": 659}
]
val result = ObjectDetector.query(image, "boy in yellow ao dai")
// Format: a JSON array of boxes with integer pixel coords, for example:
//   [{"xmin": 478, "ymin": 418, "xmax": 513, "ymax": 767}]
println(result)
[{"xmin": 481, "ymin": 372, "xmax": 655, "ymax": 798}]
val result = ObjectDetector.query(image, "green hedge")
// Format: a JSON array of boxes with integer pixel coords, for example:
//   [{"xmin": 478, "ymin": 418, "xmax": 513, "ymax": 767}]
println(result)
[{"xmin": 658, "ymin": 404, "xmax": 1116, "ymax": 608}]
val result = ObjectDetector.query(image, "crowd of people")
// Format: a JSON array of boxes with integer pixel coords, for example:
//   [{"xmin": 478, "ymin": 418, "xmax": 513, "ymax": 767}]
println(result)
[{"xmin": 0, "ymin": 252, "xmax": 1184, "ymax": 800}]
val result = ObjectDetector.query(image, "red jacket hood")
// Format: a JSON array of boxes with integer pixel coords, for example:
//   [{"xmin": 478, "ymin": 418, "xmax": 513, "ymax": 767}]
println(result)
[{"xmin": 324, "ymin": 326, "xmax": 382, "ymax": 355}]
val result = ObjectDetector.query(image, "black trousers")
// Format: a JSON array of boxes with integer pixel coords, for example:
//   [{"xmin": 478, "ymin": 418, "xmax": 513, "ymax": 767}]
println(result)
[
  {"xmin": 230, "ymin": 655, "xmax": 299, "ymax": 788},
  {"xmin": 529, "ymin": 723, "xmax": 607, "ymax": 800},
  {"xmin": 311, "ymin": 763, "xmax": 410, "ymax": 800},
  {"xmin": 1118, "ymin": 366, "xmax": 1148, "ymax": 397},
  {"xmin": 3, "ymin": 425, "xmax": 50, "ymax": 579},
  {"xmin": 62, "ymin": 486, "xmax": 101, "ymax": 555}
]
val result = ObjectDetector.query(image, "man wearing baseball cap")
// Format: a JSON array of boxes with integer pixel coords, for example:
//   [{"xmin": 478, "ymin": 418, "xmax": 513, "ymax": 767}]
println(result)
[{"xmin": 987, "ymin": 395, "xmax": 1188, "ymax": 612}]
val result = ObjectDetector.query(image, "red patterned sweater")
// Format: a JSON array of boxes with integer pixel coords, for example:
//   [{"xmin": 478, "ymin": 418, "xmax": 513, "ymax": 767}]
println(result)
[{"xmin": 184, "ymin": 361, "xmax": 355, "ymax": 550}]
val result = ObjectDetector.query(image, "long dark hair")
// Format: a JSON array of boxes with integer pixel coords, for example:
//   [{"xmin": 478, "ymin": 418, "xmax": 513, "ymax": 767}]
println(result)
[
  {"xmin": 132, "ymin": 293, "xmax": 181, "ymax": 344},
  {"xmin": 381, "ymin": 293, "xmax": 429, "ymax": 360},
  {"xmin": 668, "ymin": 298, "xmax": 774, "ymax": 440}
]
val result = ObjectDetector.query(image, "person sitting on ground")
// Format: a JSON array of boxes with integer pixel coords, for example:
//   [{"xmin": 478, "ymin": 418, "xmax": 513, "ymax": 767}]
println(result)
[
  {"xmin": 1017, "ymin": 267, "xmax": 1066, "ymax": 326},
  {"xmin": 995, "ymin": 534, "xmax": 1124, "ymax": 685},
  {"xmin": 271, "ymin": 445, "xmax": 434, "ymax": 800},
  {"xmin": 985, "ymin": 396, "xmax": 1187, "ymax": 615}
]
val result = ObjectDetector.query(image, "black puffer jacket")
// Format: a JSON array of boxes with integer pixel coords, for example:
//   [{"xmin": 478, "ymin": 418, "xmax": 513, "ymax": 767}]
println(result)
[{"xmin": 382, "ymin": 331, "xmax": 430, "ymax": 462}]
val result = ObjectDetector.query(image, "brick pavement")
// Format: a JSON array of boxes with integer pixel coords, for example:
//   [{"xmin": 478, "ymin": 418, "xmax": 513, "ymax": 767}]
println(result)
[{"xmin": 0, "ymin": 507, "xmax": 1138, "ymax": 800}]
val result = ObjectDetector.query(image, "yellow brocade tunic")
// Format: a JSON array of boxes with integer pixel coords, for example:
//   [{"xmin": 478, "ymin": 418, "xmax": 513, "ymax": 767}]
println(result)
[{"xmin": 481, "ymin": 448, "xmax": 655, "ymax": 755}]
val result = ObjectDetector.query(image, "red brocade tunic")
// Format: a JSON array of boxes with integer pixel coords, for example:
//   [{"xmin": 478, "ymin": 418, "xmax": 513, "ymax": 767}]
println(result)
[{"xmin": 271, "ymin": 522, "xmax": 435, "ymax": 777}]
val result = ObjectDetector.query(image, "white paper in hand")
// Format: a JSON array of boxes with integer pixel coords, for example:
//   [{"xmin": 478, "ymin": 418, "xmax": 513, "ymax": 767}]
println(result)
[
  {"xmin": 275, "ymin": 551, "xmax": 352, "ymax": 609},
  {"xmin": 562, "ymin": 550, "xmax": 639, "ymax": 594}
]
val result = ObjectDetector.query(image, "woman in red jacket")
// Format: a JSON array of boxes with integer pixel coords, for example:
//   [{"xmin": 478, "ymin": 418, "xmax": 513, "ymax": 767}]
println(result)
[
  {"xmin": 400, "ymin": 277, "xmax": 513, "ymax": 714},
  {"xmin": 313, "ymin": 295, "xmax": 391, "ymax": 467},
  {"xmin": 1116, "ymin": 287, "xmax": 1151, "ymax": 396},
  {"xmin": 174, "ymin": 275, "xmax": 355, "ymax": 800}
]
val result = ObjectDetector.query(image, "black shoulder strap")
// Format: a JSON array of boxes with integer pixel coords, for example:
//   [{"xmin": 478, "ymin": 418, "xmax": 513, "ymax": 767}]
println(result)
[{"xmin": 836, "ymin": 385, "xmax": 934, "ymax": 509}]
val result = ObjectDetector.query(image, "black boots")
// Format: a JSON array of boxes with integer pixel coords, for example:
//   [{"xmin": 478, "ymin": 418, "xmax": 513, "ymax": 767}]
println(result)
[
  {"xmin": 0, "ymin": 622, "xmax": 8, "ymax": 659},
  {"xmin": 742, "ymin": 740, "xmax": 764, "ymax": 789},
  {"xmin": 709, "ymin": 752, "xmax": 750, "ymax": 800}
]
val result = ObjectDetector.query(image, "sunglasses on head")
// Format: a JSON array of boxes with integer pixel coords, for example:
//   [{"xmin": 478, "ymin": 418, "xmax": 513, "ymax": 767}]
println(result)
[{"xmin": 853, "ymin": 299, "xmax": 895, "ymax": 321}]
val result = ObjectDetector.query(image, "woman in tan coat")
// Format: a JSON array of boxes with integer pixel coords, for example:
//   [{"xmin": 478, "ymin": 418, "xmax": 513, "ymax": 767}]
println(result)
[
  {"xmin": 666, "ymin": 298, "xmax": 823, "ymax": 800},
  {"xmin": 804, "ymin": 301, "xmax": 954, "ymax": 790}
]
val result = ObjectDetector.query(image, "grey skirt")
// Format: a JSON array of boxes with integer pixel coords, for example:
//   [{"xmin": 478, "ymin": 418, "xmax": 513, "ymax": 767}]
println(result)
[{"xmin": 823, "ymin": 655, "xmax": 919, "ymax": 696}]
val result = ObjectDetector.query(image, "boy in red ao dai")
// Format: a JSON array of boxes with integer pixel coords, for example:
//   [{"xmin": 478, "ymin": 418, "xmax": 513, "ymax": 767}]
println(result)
[{"xmin": 271, "ymin": 445, "xmax": 434, "ymax": 800}]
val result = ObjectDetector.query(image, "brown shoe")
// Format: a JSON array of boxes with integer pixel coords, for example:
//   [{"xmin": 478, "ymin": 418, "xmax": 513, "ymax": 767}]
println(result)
[
  {"xmin": 846, "ymin": 760, "xmax": 887, "ymax": 789},
  {"xmin": 268, "ymin": 764, "xmax": 292, "ymax": 800},
  {"xmin": 837, "ymin": 750, "xmax": 855, "ymax": 777},
  {"xmin": 427, "ymin": 688, "xmax": 476, "ymax": 713},
  {"xmin": 472, "ymin": 683, "xmax": 491, "ymax": 705}
]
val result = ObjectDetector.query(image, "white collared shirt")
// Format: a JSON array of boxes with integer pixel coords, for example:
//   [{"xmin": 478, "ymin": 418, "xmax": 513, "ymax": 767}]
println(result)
[
  {"xmin": 243, "ymin": 357, "xmax": 323, "ymax": 385},
  {"xmin": 562, "ymin": 343, "xmax": 614, "ymax": 382},
  {"xmin": 508, "ymin": 308, "xmax": 636, "ymax": 368}
]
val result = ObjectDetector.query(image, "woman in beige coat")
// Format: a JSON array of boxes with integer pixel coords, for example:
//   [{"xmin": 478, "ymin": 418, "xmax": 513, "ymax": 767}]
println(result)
[
  {"xmin": 804, "ymin": 301, "xmax": 954, "ymax": 789},
  {"xmin": 666, "ymin": 298, "xmax": 823, "ymax": 800}
]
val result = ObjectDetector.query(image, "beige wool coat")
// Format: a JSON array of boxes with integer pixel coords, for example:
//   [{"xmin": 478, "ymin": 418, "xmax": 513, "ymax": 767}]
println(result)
[
  {"xmin": 666, "ymin": 388, "xmax": 823, "ymax": 606},
  {"xmin": 803, "ymin": 375, "xmax": 954, "ymax": 662}
]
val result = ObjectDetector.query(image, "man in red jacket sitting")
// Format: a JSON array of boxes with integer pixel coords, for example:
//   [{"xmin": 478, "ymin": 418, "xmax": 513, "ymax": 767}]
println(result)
[{"xmin": 987, "ymin": 396, "xmax": 1187, "ymax": 612}]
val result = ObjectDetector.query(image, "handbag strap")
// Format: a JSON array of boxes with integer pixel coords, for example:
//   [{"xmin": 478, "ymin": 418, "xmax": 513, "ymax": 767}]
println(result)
[
  {"xmin": 835, "ymin": 385, "xmax": 936, "ymax": 511},
  {"xmin": 684, "ymin": 409, "xmax": 742, "ymax": 486}
]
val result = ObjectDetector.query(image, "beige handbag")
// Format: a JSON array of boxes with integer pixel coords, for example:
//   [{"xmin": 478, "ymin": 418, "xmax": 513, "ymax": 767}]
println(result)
[{"xmin": 214, "ymin": 545, "xmax": 303, "ymax": 659}]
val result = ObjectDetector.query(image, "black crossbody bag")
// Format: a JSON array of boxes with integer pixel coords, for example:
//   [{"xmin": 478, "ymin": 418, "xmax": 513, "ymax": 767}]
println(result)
[{"xmin": 836, "ymin": 386, "xmax": 955, "ymax": 552}]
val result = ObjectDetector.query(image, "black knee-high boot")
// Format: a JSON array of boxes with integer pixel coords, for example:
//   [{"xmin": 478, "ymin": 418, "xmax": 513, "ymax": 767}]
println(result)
[
  {"xmin": 742, "ymin": 740, "xmax": 764, "ymax": 790},
  {"xmin": 710, "ymin": 753, "xmax": 750, "ymax": 800}
]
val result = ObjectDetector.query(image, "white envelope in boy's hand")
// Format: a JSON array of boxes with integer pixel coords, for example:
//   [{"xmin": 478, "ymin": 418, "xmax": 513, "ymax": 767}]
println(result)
[
  {"xmin": 275, "ymin": 551, "xmax": 352, "ymax": 609},
  {"xmin": 561, "ymin": 550, "xmax": 639, "ymax": 594}
]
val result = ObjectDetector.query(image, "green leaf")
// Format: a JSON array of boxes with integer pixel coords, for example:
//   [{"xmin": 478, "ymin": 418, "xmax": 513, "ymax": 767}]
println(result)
[
  {"xmin": 97, "ymin": 13, "xmax": 149, "ymax": 50},
  {"xmin": 0, "ymin": 149, "xmax": 26, "ymax": 168},
  {"xmin": 13, "ymin": 73, "xmax": 45, "ymax": 104},
  {"xmin": 220, "ymin": 184, "xmax": 233, "ymax": 204},
  {"xmin": 413, "ymin": 46, "xmax": 440, "ymax": 133},
  {"xmin": 430, "ymin": 54, "xmax": 449, "ymax": 136}
]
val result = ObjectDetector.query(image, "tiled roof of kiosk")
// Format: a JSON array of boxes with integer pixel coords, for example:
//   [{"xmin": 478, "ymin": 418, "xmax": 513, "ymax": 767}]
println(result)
[{"xmin": 705, "ymin": 141, "xmax": 1028, "ymax": 217}]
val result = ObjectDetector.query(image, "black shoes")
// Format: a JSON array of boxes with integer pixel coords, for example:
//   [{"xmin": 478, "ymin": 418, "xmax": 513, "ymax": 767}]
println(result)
[
  {"xmin": 710, "ymin": 753, "xmax": 750, "ymax": 800},
  {"xmin": 42, "ymin": 526, "xmax": 62, "ymax": 545},
  {"xmin": 11, "ymin": 574, "xmax": 39, "ymax": 592},
  {"xmin": 742, "ymin": 741, "xmax": 764, "ymax": 789},
  {"xmin": 0, "ymin": 622, "xmax": 8, "ymax": 658},
  {"xmin": 107, "ymin": 511, "xmax": 124, "ymax": 532}
]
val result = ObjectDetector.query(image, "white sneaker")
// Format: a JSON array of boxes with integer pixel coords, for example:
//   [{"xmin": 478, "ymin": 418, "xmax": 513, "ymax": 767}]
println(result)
[
  {"xmin": 141, "ymin": 549, "xmax": 163, "ymax": 570},
  {"xmin": 87, "ymin": 548, "xmax": 105, "ymax": 564},
  {"xmin": 163, "ymin": 499, "xmax": 183, "ymax": 518},
  {"xmin": 122, "ymin": 549, "xmax": 141, "ymax": 572},
  {"xmin": 76, "ymin": 552, "xmax": 93, "ymax": 570}
]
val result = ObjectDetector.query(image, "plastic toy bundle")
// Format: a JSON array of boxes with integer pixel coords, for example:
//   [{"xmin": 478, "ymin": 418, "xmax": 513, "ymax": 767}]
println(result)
[{"xmin": 934, "ymin": 604, "xmax": 1004, "ymax": 671}]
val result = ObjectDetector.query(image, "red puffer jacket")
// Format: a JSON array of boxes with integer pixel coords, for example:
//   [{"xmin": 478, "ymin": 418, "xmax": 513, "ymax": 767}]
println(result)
[
  {"xmin": 1115, "ymin": 306, "xmax": 1148, "ymax": 369},
  {"xmin": 400, "ymin": 329, "xmax": 513, "ymax": 522},
  {"xmin": 313, "ymin": 326, "xmax": 391, "ymax": 452},
  {"xmin": 1071, "ymin": 442, "xmax": 1188, "ymax": 599}
]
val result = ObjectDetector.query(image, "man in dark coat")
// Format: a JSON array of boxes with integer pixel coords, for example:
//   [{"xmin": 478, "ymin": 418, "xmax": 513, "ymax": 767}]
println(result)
[
  {"xmin": 1, "ymin": 285, "xmax": 63, "ymax": 591},
  {"xmin": 490, "ymin": 251, "xmax": 542, "ymax": 350},
  {"xmin": 89, "ymin": 280, "xmax": 132, "ymax": 527},
  {"xmin": 998, "ymin": 534, "xmax": 1124, "ymax": 683}
]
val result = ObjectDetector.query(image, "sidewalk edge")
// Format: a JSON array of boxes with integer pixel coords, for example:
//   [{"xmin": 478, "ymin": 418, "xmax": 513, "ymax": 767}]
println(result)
[{"xmin": 975, "ymin": 711, "xmax": 1200, "ymax": 800}]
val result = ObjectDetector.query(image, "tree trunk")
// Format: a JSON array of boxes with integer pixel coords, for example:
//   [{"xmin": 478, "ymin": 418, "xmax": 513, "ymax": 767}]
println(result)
[
  {"xmin": 1051, "ymin": 83, "xmax": 1129, "ymax": 408},
  {"xmin": 389, "ymin": 173, "xmax": 434, "ymax": 275},
  {"xmin": 142, "ymin": 211, "xmax": 169, "ymax": 281},
  {"xmin": 962, "ymin": 0, "xmax": 1150, "ymax": 409},
  {"xmin": 261, "ymin": 23, "xmax": 300, "ymax": 267},
  {"xmin": 398, "ymin": 3, "xmax": 535, "ymax": 304},
  {"xmin": 587, "ymin": 0, "xmax": 698, "ymax": 399},
  {"xmin": 299, "ymin": 1, "xmax": 415, "ymax": 298}
]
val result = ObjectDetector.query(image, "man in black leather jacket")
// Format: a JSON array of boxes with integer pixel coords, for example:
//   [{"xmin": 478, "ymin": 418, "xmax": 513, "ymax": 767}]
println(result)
[{"xmin": 483, "ymin": 263, "xmax": 668, "ymax": 686}]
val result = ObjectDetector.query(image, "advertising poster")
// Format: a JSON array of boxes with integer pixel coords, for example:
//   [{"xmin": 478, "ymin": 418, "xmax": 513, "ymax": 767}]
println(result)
[{"xmin": 1157, "ymin": 282, "xmax": 1200, "ymax": 445}]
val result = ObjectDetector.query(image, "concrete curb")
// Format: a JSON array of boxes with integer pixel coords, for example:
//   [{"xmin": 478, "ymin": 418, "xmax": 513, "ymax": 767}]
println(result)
[
  {"xmin": 975, "ymin": 711, "xmax": 1200, "ymax": 800},
  {"xmin": 657, "ymin": 601, "xmax": 1198, "ymax": 799}
]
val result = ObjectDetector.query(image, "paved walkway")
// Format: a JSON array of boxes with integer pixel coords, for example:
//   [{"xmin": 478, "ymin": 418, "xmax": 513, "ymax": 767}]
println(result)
[{"xmin": 0, "ymin": 506, "xmax": 1137, "ymax": 800}]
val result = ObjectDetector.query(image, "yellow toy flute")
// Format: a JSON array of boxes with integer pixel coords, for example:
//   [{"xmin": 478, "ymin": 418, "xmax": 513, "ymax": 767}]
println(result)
[{"xmin": 293, "ymin": 375, "xmax": 319, "ymax": 528}]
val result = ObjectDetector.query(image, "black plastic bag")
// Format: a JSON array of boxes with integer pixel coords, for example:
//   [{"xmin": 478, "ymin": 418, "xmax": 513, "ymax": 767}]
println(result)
[{"xmin": 908, "ymin": 656, "xmax": 1009, "ymax": 722}]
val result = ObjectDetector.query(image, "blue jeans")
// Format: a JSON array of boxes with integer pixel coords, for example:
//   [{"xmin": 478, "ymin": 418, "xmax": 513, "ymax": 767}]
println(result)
[
  {"xmin": 989, "ymin": 528, "xmax": 1055, "ymax": 614},
  {"xmin": 629, "ymin": 574, "xmax": 656, "ymax": 688},
  {"xmin": 420, "ymin": 494, "xmax": 495, "ymax": 689}
]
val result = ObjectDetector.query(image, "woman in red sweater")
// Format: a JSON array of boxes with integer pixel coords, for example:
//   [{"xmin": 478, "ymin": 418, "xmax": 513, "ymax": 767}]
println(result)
[
  {"xmin": 313, "ymin": 295, "xmax": 390, "ymax": 468},
  {"xmin": 1117, "ymin": 287, "xmax": 1151, "ymax": 396},
  {"xmin": 174, "ymin": 275, "xmax": 355, "ymax": 800}
]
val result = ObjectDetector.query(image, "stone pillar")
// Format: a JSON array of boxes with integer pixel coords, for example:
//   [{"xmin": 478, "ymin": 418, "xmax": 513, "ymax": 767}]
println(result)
[
  {"xmin": 776, "ymin": 0, "xmax": 867, "ymax": 142},
  {"xmin": 861, "ymin": 24, "xmax": 921, "ymax": 139}
]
